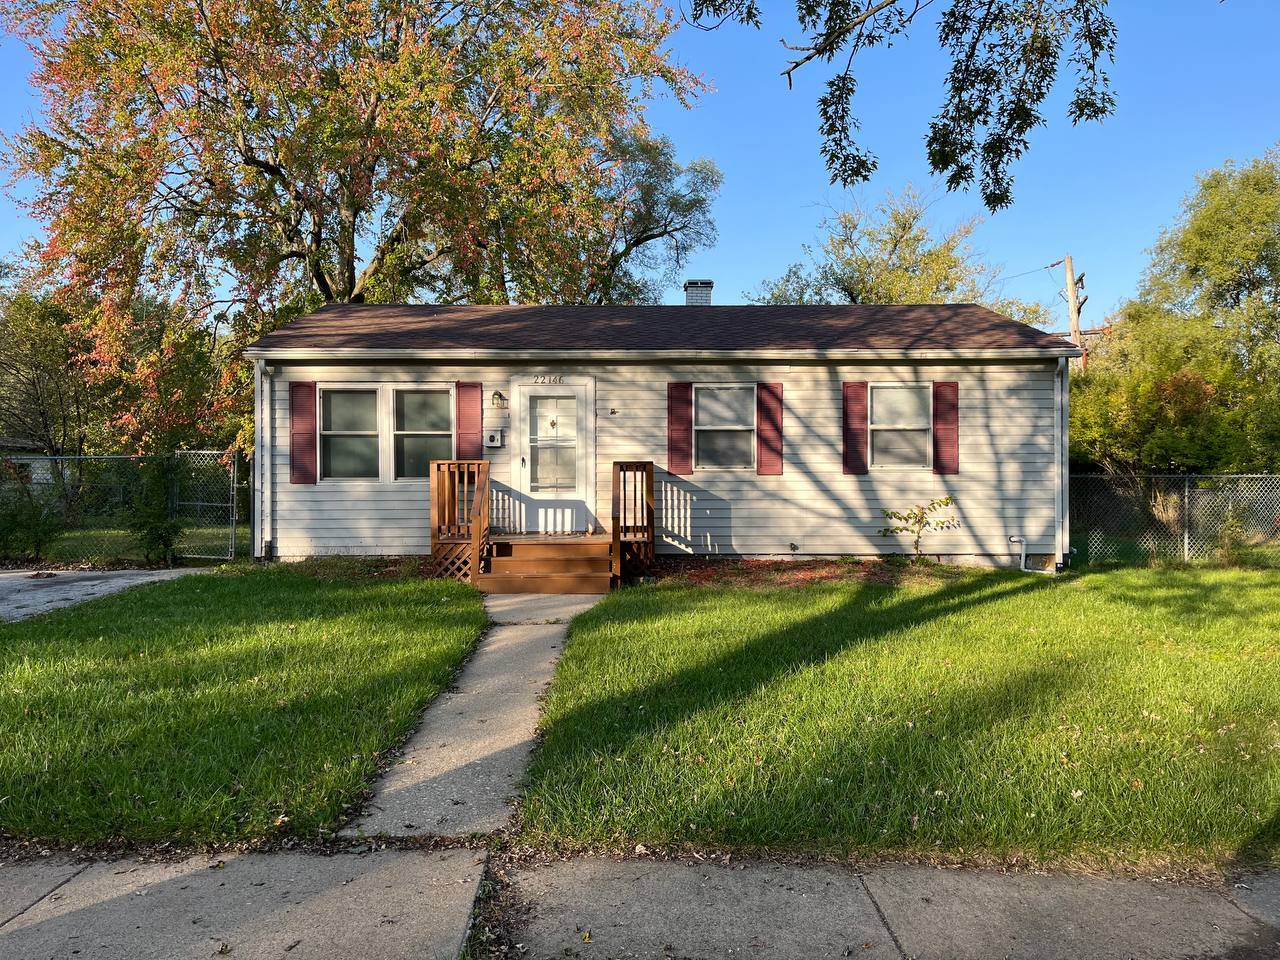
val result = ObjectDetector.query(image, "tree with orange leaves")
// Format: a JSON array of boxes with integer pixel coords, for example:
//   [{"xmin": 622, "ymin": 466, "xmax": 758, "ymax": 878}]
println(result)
[{"xmin": 2, "ymin": 0, "xmax": 710, "ymax": 449}]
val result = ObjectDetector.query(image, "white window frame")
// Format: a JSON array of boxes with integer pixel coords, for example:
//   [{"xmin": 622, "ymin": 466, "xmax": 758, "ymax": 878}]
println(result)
[
  {"xmin": 692, "ymin": 383, "xmax": 757, "ymax": 471},
  {"xmin": 314, "ymin": 381, "xmax": 456, "ymax": 484},
  {"xmin": 868, "ymin": 382, "xmax": 933, "ymax": 471},
  {"xmin": 391, "ymin": 386, "xmax": 455, "ymax": 482},
  {"xmin": 318, "ymin": 386, "xmax": 381, "ymax": 482}
]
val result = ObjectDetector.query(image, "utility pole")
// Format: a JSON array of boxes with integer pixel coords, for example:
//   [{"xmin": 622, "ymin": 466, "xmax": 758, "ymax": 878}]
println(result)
[{"xmin": 1062, "ymin": 254, "xmax": 1088, "ymax": 369}]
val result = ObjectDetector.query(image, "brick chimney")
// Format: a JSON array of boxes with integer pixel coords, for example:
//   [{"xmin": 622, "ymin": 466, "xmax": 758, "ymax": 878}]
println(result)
[{"xmin": 683, "ymin": 279, "xmax": 714, "ymax": 306}]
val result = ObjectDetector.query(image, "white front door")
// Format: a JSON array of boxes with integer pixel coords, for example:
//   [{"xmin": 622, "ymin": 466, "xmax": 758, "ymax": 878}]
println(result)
[{"xmin": 511, "ymin": 379, "xmax": 595, "ymax": 533}]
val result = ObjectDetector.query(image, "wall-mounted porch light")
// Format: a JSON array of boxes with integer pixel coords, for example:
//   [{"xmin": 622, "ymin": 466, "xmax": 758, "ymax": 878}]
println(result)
[{"xmin": 491, "ymin": 390, "xmax": 507, "ymax": 408}]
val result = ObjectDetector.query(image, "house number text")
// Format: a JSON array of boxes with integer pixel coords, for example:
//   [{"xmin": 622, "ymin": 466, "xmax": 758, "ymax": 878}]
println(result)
[{"xmin": 531, "ymin": 375, "xmax": 565, "ymax": 384}]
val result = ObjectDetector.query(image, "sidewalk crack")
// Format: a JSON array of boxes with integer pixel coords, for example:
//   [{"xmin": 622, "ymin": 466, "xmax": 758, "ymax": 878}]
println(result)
[
  {"xmin": 858, "ymin": 873, "xmax": 908, "ymax": 959},
  {"xmin": 0, "ymin": 862, "xmax": 90, "ymax": 929}
]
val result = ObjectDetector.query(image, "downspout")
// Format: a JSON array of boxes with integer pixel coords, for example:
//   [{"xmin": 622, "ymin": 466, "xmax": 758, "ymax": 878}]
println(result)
[
  {"xmin": 255, "ymin": 360, "xmax": 273, "ymax": 559},
  {"xmin": 1059, "ymin": 356, "xmax": 1072, "ymax": 569},
  {"xmin": 1009, "ymin": 535, "xmax": 1054, "ymax": 575}
]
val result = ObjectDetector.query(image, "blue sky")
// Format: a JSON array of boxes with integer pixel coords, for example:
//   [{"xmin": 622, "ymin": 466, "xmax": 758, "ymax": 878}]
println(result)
[{"xmin": 1, "ymin": 2, "xmax": 1277, "ymax": 327}]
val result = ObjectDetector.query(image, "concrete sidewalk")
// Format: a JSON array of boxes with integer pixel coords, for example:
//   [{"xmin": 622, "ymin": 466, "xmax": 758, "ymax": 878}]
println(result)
[
  {"xmin": 509, "ymin": 856, "xmax": 1280, "ymax": 960},
  {"xmin": 0, "ymin": 568, "xmax": 198, "ymax": 621},
  {"xmin": 0, "ymin": 849, "xmax": 484, "ymax": 960},
  {"xmin": 345, "ymin": 593, "xmax": 601, "ymax": 838}
]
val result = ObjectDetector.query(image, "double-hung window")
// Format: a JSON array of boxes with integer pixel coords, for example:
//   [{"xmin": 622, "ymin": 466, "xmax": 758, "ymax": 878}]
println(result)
[
  {"xmin": 693, "ymin": 385, "xmax": 755, "ymax": 469},
  {"xmin": 320, "ymin": 389, "xmax": 380, "ymax": 479},
  {"xmin": 394, "ymin": 389, "xmax": 453, "ymax": 479},
  {"xmin": 869, "ymin": 384, "xmax": 931, "ymax": 468}
]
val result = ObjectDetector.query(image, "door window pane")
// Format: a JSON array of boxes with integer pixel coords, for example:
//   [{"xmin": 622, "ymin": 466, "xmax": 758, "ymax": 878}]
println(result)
[
  {"xmin": 528, "ymin": 395, "xmax": 577, "ymax": 492},
  {"xmin": 321, "ymin": 435, "xmax": 379, "ymax": 478},
  {"xmin": 531, "ymin": 395, "xmax": 575, "ymax": 439},
  {"xmin": 871, "ymin": 385, "xmax": 930, "ymax": 426},
  {"xmin": 395, "ymin": 434, "xmax": 453, "ymax": 479},
  {"xmin": 871, "ymin": 429, "xmax": 930, "ymax": 467},
  {"xmin": 695, "ymin": 386, "xmax": 754, "ymax": 427},
  {"xmin": 322, "ymin": 390, "xmax": 377, "ymax": 432},
  {"xmin": 530, "ymin": 443, "xmax": 576, "ymax": 492},
  {"xmin": 695, "ymin": 430, "xmax": 754, "ymax": 468}
]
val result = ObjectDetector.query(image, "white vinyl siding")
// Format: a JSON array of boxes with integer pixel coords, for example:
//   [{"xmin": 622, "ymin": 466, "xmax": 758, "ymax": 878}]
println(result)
[{"xmin": 262, "ymin": 361, "xmax": 1061, "ymax": 561}]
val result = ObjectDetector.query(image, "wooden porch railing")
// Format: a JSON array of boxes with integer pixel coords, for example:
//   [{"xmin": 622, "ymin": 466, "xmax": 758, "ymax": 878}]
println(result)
[
  {"xmin": 470, "ymin": 461, "xmax": 490, "ymax": 578},
  {"xmin": 430, "ymin": 459, "xmax": 489, "ymax": 580},
  {"xmin": 611, "ymin": 460, "xmax": 655, "ymax": 581}
]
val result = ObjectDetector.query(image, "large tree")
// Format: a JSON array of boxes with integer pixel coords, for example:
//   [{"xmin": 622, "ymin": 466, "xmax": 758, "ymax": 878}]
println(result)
[
  {"xmin": 751, "ymin": 186, "xmax": 1052, "ymax": 325},
  {"xmin": 413, "ymin": 130, "xmax": 721, "ymax": 305},
  {"xmin": 2, "ymin": 0, "xmax": 712, "ymax": 446},
  {"xmin": 3, "ymin": 0, "xmax": 702, "ymax": 310},
  {"xmin": 1071, "ymin": 146, "xmax": 1280, "ymax": 473},
  {"xmin": 0, "ymin": 267, "xmax": 105, "ymax": 456},
  {"xmin": 691, "ymin": 0, "xmax": 1117, "ymax": 210}
]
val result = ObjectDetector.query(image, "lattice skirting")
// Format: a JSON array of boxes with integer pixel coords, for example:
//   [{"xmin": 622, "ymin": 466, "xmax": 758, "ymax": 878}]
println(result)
[{"xmin": 429, "ymin": 542, "xmax": 474, "ymax": 581}]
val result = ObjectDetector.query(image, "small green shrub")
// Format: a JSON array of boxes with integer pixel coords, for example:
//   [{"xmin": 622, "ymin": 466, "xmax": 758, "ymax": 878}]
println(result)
[
  {"xmin": 0, "ymin": 461, "xmax": 65, "ymax": 560},
  {"xmin": 879, "ymin": 496, "xmax": 959, "ymax": 563},
  {"xmin": 1215, "ymin": 508, "xmax": 1248, "ymax": 568},
  {"xmin": 130, "ymin": 457, "xmax": 184, "ymax": 566}
]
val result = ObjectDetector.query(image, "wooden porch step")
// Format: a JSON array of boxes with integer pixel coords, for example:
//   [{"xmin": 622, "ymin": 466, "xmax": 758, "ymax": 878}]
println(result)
[
  {"xmin": 493, "ymin": 540, "xmax": 612, "ymax": 560},
  {"xmin": 473, "ymin": 572, "xmax": 612, "ymax": 595},
  {"xmin": 489, "ymin": 556, "xmax": 612, "ymax": 575}
]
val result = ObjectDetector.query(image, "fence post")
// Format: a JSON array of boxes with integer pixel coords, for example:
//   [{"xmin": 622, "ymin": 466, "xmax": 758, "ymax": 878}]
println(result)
[{"xmin": 1183, "ymin": 476, "xmax": 1190, "ymax": 562}]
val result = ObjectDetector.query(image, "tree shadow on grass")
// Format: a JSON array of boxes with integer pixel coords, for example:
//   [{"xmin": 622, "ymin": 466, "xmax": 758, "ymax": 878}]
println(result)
[
  {"xmin": 1079, "ymin": 566, "xmax": 1280, "ymax": 625},
  {"xmin": 528, "ymin": 570, "xmax": 1073, "ymax": 849},
  {"xmin": 546, "ymin": 570, "xmax": 1054, "ymax": 751}
]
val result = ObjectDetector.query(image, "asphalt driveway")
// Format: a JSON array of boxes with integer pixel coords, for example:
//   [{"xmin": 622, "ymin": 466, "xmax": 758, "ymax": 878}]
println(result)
[{"xmin": 0, "ymin": 568, "xmax": 197, "ymax": 622}]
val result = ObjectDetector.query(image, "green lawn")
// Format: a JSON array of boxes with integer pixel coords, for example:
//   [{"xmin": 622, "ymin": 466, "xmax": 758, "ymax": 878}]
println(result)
[
  {"xmin": 522, "ymin": 565, "xmax": 1280, "ymax": 866},
  {"xmin": 38, "ymin": 523, "xmax": 252, "ymax": 564},
  {"xmin": 0, "ymin": 563, "xmax": 486, "ymax": 844}
]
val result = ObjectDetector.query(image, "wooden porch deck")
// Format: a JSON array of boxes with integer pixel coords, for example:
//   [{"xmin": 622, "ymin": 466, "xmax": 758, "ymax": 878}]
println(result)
[{"xmin": 428, "ymin": 460, "xmax": 655, "ymax": 594}]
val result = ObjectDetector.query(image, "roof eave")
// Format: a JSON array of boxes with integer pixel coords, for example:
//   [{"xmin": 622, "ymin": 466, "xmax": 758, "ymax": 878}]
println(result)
[{"xmin": 243, "ymin": 345, "xmax": 1084, "ymax": 362}]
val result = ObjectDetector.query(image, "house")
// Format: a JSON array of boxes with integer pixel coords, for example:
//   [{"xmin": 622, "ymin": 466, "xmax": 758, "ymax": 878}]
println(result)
[
  {"xmin": 244, "ymin": 282, "xmax": 1082, "ymax": 592},
  {"xmin": 0, "ymin": 438, "xmax": 55, "ymax": 485}
]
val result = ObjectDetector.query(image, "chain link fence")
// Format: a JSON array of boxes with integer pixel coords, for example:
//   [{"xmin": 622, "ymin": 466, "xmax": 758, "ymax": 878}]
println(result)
[
  {"xmin": 1070, "ymin": 474, "xmax": 1280, "ymax": 565},
  {"xmin": 0, "ymin": 450, "xmax": 245, "ymax": 565}
]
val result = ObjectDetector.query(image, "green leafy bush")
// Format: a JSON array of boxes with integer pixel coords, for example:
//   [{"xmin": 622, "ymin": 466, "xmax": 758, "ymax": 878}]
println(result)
[
  {"xmin": 879, "ymin": 496, "xmax": 958, "ymax": 563},
  {"xmin": 1215, "ymin": 507, "xmax": 1248, "ymax": 568},
  {"xmin": 129, "ymin": 457, "xmax": 184, "ymax": 566},
  {"xmin": 0, "ymin": 461, "xmax": 65, "ymax": 560}
]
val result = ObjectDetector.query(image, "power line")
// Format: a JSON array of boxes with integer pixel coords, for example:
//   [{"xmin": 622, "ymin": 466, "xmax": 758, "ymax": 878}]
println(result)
[{"xmin": 995, "ymin": 259, "xmax": 1065, "ymax": 283}]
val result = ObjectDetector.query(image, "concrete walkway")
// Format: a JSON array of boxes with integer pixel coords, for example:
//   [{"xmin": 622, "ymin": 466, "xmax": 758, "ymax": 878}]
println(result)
[
  {"xmin": 0, "ymin": 849, "xmax": 484, "ymax": 960},
  {"xmin": 346, "ymin": 594, "xmax": 601, "ymax": 838},
  {"xmin": 510, "ymin": 856, "xmax": 1280, "ymax": 960},
  {"xmin": 0, "ymin": 568, "xmax": 197, "ymax": 622}
]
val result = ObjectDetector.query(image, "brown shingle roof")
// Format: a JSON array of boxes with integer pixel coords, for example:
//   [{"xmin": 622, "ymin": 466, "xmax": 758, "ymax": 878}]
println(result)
[{"xmin": 245, "ymin": 303, "xmax": 1078, "ymax": 356}]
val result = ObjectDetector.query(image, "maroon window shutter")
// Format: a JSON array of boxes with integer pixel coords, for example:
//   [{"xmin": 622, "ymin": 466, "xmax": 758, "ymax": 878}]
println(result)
[
  {"xmin": 455, "ymin": 382, "xmax": 483, "ymax": 459},
  {"xmin": 756, "ymin": 382, "xmax": 783, "ymax": 475},
  {"xmin": 842, "ymin": 381, "xmax": 868, "ymax": 475},
  {"xmin": 289, "ymin": 381, "xmax": 317, "ymax": 485},
  {"xmin": 667, "ymin": 382, "xmax": 693, "ymax": 475},
  {"xmin": 933, "ymin": 381, "xmax": 960, "ymax": 475}
]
